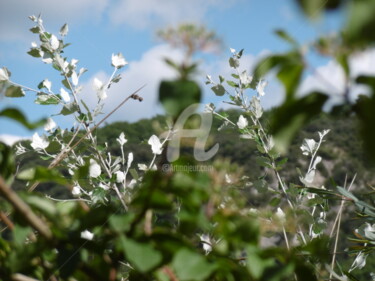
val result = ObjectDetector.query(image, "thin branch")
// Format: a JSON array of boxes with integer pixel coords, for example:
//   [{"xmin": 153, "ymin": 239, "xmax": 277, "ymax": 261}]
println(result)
[{"xmin": 0, "ymin": 176, "xmax": 52, "ymax": 241}]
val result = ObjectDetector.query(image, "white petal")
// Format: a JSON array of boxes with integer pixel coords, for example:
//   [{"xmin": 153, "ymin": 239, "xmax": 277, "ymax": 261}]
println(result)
[
  {"xmin": 30, "ymin": 132, "xmax": 49, "ymax": 150},
  {"xmin": 43, "ymin": 79, "xmax": 52, "ymax": 92},
  {"xmin": 71, "ymin": 71, "xmax": 79, "ymax": 86},
  {"xmin": 276, "ymin": 207, "xmax": 286, "ymax": 223},
  {"xmin": 89, "ymin": 159, "xmax": 101, "ymax": 178},
  {"xmin": 256, "ymin": 80, "xmax": 267, "ymax": 96},
  {"xmin": 111, "ymin": 53, "xmax": 127, "ymax": 68},
  {"xmin": 50, "ymin": 35, "xmax": 59, "ymax": 50},
  {"xmin": 138, "ymin": 164, "xmax": 148, "ymax": 171},
  {"xmin": 116, "ymin": 132, "xmax": 127, "ymax": 146},
  {"xmin": 44, "ymin": 118, "xmax": 57, "ymax": 132},
  {"xmin": 127, "ymin": 152, "xmax": 134, "ymax": 169},
  {"xmin": 229, "ymin": 48, "xmax": 236, "ymax": 54},
  {"xmin": 60, "ymin": 88, "xmax": 70, "ymax": 102},
  {"xmin": 0, "ymin": 67, "xmax": 9, "ymax": 81},
  {"xmin": 148, "ymin": 135, "xmax": 162, "ymax": 155},
  {"xmin": 237, "ymin": 115, "xmax": 248, "ymax": 129},
  {"xmin": 115, "ymin": 171, "xmax": 125, "ymax": 183},
  {"xmin": 80, "ymin": 230, "xmax": 94, "ymax": 240},
  {"xmin": 72, "ymin": 185, "xmax": 81, "ymax": 196}
]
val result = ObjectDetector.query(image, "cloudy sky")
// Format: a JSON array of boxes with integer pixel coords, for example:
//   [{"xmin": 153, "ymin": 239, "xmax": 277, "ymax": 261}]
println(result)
[{"xmin": 0, "ymin": 0, "xmax": 373, "ymax": 144}]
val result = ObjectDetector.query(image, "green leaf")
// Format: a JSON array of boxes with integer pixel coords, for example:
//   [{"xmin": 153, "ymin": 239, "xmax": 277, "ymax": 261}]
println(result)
[
  {"xmin": 129, "ymin": 168, "xmax": 139, "ymax": 181},
  {"xmin": 256, "ymin": 156, "xmax": 273, "ymax": 169},
  {"xmin": 5, "ymin": 85, "xmax": 25, "ymax": 97},
  {"xmin": 59, "ymin": 23, "xmax": 69, "ymax": 37},
  {"xmin": 226, "ymin": 80, "xmax": 238, "ymax": 88},
  {"xmin": 60, "ymin": 102, "xmax": 79, "ymax": 116},
  {"xmin": 229, "ymin": 57, "xmax": 239, "ymax": 68},
  {"xmin": 120, "ymin": 237, "xmax": 162, "ymax": 272},
  {"xmin": 24, "ymin": 195, "xmax": 58, "ymax": 218},
  {"xmin": 353, "ymin": 76, "xmax": 375, "ymax": 162},
  {"xmin": 274, "ymin": 29, "xmax": 298, "ymax": 46},
  {"xmin": 0, "ymin": 142, "xmax": 15, "ymax": 181},
  {"xmin": 345, "ymin": 0, "xmax": 375, "ymax": 46},
  {"xmin": 172, "ymin": 248, "xmax": 216, "ymax": 281},
  {"xmin": 35, "ymin": 93, "xmax": 60, "ymax": 105},
  {"xmin": 27, "ymin": 48, "xmax": 41, "ymax": 58},
  {"xmin": 29, "ymin": 26, "xmax": 41, "ymax": 34},
  {"xmin": 13, "ymin": 225, "xmax": 32, "ymax": 247},
  {"xmin": 211, "ymin": 84, "xmax": 225, "ymax": 96},
  {"xmin": 246, "ymin": 245, "xmax": 274, "ymax": 279},
  {"xmin": 17, "ymin": 166, "xmax": 67, "ymax": 185},
  {"xmin": 0, "ymin": 108, "xmax": 46, "ymax": 129}
]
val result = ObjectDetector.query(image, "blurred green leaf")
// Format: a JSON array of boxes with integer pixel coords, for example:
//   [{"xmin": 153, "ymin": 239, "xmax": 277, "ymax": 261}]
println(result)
[
  {"xmin": 211, "ymin": 84, "xmax": 225, "ymax": 96},
  {"xmin": 5, "ymin": 85, "xmax": 25, "ymax": 97},
  {"xmin": 172, "ymin": 248, "xmax": 217, "ymax": 281},
  {"xmin": 0, "ymin": 107, "xmax": 46, "ymax": 129},
  {"xmin": 121, "ymin": 237, "xmax": 162, "ymax": 273}
]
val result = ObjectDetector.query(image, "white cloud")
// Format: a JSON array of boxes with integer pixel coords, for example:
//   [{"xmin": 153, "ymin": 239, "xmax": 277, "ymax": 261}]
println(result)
[
  {"xmin": 299, "ymin": 48, "xmax": 375, "ymax": 105},
  {"xmin": 79, "ymin": 44, "xmax": 184, "ymax": 122},
  {"xmin": 0, "ymin": 0, "xmax": 109, "ymax": 41},
  {"xmin": 108, "ymin": 0, "xmax": 235, "ymax": 29},
  {"xmin": 0, "ymin": 134, "xmax": 30, "ymax": 146}
]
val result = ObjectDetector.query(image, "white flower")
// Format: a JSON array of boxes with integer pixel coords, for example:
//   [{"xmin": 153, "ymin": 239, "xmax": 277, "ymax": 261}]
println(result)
[
  {"xmin": 71, "ymin": 58, "xmax": 78, "ymax": 67},
  {"xmin": 206, "ymin": 74, "xmax": 213, "ymax": 84},
  {"xmin": 237, "ymin": 115, "xmax": 248, "ymax": 129},
  {"xmin": 349, "ymin": 252, "xmax": 368, "ymax": 272},
  {"xmin": 239, "ymin": 71, "xmax": 252, "ymax": 85},
  {"xmin": 72, "ymin": 185, "xmax": 81, "ymax": 196},
  {"xmin": 60, "ymin": 88, "xmax": 70, "ymax": 102},
  {"xmin": 275, "ymin": 207, "xmax": 286, "ymax": 224},
  {"xmin": 148, "ymin": 135, "xmax": 162, "ymax": 155},
  {"xmin": 99, "ymin": 183, "xmax": 110, "ymax": 190},
  {"xmin": 89, "ymin": 159, "xmax": 101, "ymax": 178},
  {"xmin": 50, "ymin": 35, "xmax": 59, "ymax": 51},
  {"xmin": 225, "ymin": 174, "xmax": 232, "ymax": 184},
  {"xmin": 71, "ymin": 71, "xmax": 79, "ymax": 86},
  {"xmin": 44, "ymin": 118, "xmax": 57, "ymax": 132},
  {"xmin": 116, "ymin": 132, "xmax": 127, "ymax": 146},
  {"xmin": 229, "ymin": 48, "xmax": 236, "ymax": 54},
  {"xmin": 138, "ymin": 164, "xmax": 148, "ymax": 171},
  {"xmin": 43, "ymin": 79, "xmax": 52, "ymax": 93},
  {"xmin": 256, "ymin": 80, "xmax": 267, "ymax": 96},
  {"xmin": 30, "ymin": 132, "xmax": 49, "ymax": 150},
  {"xmin": 0, "ymin": 67, "xmax": 9, "ymax": 81},
  {"xmin": 318, "ymin": 129, "xmax": 330, "ymax": 139},
  {"xmin": 115, "ymin": 171, "xmax": 125, "ymax": 183},
  {"xmin": 80, "ymin": 230, "xmax": 94, "ymax": 241},
  {"xmin": 111, "ymin": 53, "xmax": 128, "ymax": 69},
  {"xmin": 127, "ymin": 152, "xmax": 133, "ymax": 169},
  {"xmin": 31, "ymin": 41, "xmax": 37, "ymax": 48},
  {"xmin": 199, "ymin": 234, "xmax": 212, "ymax": 254},
  {"xmin": 93, "ymin": 78, "xmax": 107, "ymax": 100},
  {"xmin": 300, "ymin": 139, "xmax": 317, "ymax": 156},
  {"xmin": 15, "ymin": 143, "xmax": 27, "ymax": 155},
  {"xmin": 128, "ymin": 179, "xmax": 137, "ymax": 189}
]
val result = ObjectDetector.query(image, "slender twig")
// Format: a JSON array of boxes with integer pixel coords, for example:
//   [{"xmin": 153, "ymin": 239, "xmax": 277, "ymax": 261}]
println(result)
[
  {"xmin": 0, "ymin": 176, "xmax": 52, "ymax": 240},
  {"xmin": 329, "ymin": 174, "xmax": 356, "ymax": 280}
]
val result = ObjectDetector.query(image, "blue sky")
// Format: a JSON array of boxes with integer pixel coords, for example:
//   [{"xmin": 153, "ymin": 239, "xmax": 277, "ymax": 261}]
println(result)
[{"xmin": 0, "ymin": 0, "xmax": 369, "ymax": 144}]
